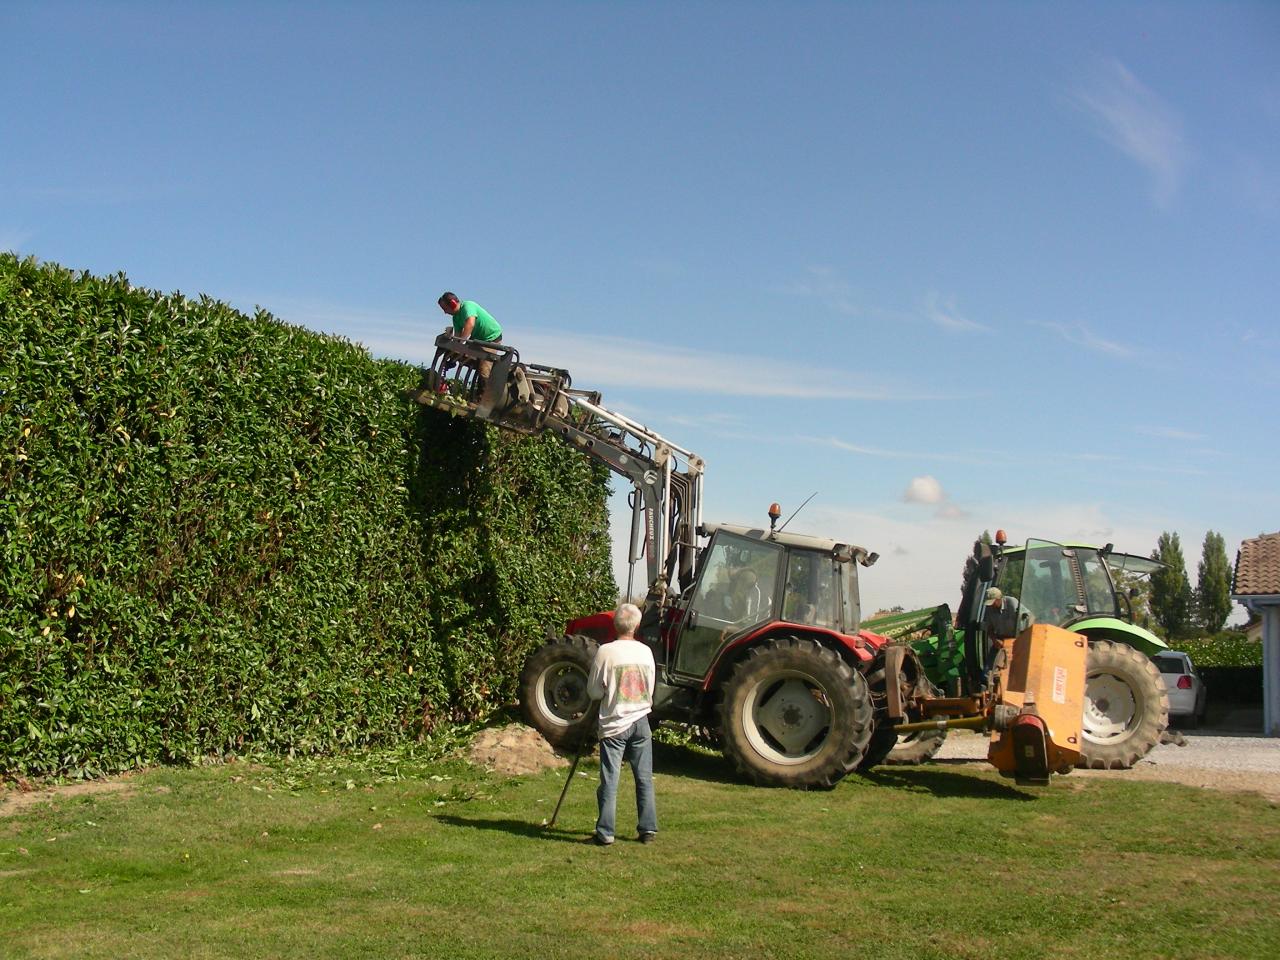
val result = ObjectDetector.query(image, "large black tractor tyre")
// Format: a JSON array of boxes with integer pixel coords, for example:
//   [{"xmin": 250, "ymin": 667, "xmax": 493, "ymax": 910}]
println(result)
[
  {"xmin": 1077, "ymin": 640, "xmax": 1169, "ymax": 770},
  {"xmin": 518, "ymin": 635, "xmax": 599, "ymax": 749},
  {"xmin": 719, "ymin": 636, "xmax": 874, "ymax": 789},
  {"xmin": 858, "ymin": 662, "xmax": 946, "ymax": 771}
]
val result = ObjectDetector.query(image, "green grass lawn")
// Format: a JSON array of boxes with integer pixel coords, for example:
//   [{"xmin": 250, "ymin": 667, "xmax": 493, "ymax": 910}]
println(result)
[{"xmin": 3, "ymin": 736, "xmax": 1278, "ymax": 960}]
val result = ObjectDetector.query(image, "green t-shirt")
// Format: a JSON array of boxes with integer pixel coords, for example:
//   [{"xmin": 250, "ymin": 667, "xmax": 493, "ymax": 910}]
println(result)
[{"xmin": 453, "ymin": 301, "xmax": 502, "ymax": 342}]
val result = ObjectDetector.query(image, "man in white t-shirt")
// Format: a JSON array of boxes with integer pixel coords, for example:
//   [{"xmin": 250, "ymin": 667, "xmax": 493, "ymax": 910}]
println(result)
[{"xmin": 585, "ymin": 602, "xmax": 658, "ymax": 846}]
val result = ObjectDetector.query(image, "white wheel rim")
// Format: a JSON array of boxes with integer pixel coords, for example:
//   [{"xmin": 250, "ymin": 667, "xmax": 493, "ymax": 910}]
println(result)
[
  {"xmin": 742, "ymin": 672, "xmax": 831, "ymax": 764},
  {"xmin": 1082, "ymin": 671, "xmax": 1139, "ymax": 743},
  {"xmin": 536, "ymin": 662, "xmax": 590, "ymax": 729}
]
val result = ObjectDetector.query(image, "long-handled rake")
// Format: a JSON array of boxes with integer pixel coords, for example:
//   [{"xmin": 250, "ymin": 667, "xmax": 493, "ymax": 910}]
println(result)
[{"xmin": 546, "ymin": 709, "xmax": 598, "ymax": 830}]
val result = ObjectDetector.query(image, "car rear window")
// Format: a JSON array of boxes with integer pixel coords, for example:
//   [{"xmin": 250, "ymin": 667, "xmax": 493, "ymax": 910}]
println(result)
[{"xmin": 1155, "ymin": 657, "xmax": 1186, "ymax": 675}]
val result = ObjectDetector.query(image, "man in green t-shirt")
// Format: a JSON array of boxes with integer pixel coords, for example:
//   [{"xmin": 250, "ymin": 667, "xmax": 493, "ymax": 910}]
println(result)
[
  {"xmin": 434, "ymin": 291, "xmax": 504, "ymax": 385},
  {"xmin": 437, "ymin": 292, "xmax": 503, "ymax": 343}
]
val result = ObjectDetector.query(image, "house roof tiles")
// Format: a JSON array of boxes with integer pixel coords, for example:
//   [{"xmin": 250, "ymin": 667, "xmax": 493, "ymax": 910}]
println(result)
[{"xmin": 1233, "ymin": 532, "xmax": 1280, "ymax": 596}]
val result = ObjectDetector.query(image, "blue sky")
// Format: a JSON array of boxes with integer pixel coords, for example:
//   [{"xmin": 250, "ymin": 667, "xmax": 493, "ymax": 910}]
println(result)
[{"xmin": 4, "ymin": 1, "xmax": 1277, "ymax": 619}]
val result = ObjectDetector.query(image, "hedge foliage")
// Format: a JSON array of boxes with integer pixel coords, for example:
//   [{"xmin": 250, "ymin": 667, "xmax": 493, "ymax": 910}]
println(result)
[
  {"xmin": 0, "ymin": 254, "xmax": 616, "ymax": 778},
  {"xmin": 1175, "ymin": 631, "xmax": 1262, "ymax": 668}
]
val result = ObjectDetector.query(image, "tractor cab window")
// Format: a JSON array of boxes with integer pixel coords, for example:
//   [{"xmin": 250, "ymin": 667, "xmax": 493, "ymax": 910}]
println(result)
[
  {"xmin": 995, "ymin": 553, "xmax": 1024, "ymax": 599},
  {"xmin": 1019, "ymin": 541, "xmax": 1082, "ymax": 628},
  {"xmin": 783, "ymin": 550, "xmax": 840, "ymax": 631},
  {"xmin": 1080, "ymin": 553, "xmax": 1118, "ymax": 616},
  {"xmin": 671, "ymin": 533, "xmax": 783, "ymax": 679}
]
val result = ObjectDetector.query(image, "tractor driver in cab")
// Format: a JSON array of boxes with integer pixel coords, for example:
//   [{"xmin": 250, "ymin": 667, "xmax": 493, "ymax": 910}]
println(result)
[{"xmin": 985, "ymin": 587, "xmax": 1034, "ymax": 639}]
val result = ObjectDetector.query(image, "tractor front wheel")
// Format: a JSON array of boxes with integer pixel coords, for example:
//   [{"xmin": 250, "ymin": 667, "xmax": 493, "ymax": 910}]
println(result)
[
  {"xmin": 1078, "ymin": 640, "xmax": 1169, "ymax": 769},
  {"xmin": 518, "ymin": 635, "xmax": 599, "ymax": 749},
  {"xmin": 720, "ymin": 637, "xmax": 873, "ymax": 789}
]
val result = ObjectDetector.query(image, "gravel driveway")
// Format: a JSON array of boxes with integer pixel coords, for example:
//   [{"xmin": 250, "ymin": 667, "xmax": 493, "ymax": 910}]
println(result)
[{"xmin": 935, "ymin": 729, "xmax": 1280, "ymax": 801}]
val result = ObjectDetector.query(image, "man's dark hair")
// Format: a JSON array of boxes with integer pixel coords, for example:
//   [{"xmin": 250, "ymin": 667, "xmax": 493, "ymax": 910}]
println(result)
[{"xmin": 437, "ymin": 291, "xmax": 458, "ymax": 306}]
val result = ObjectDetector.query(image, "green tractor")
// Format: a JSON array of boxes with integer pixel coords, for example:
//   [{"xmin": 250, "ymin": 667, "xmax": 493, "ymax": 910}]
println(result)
[{"xmin": 864, "ymin": 535, "xmax": 1169, "ymax": 770}]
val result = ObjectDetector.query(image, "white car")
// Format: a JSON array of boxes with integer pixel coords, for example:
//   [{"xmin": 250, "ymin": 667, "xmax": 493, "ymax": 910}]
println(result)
[{"xmin": 1153, "ymin": 651, "xmax": 1208, "ymax": 728}]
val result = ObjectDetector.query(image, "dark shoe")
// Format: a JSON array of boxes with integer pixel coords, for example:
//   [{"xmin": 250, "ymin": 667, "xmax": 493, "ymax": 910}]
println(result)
[
  {"xmin": 585, "ymin": 834, "xmax": 614, "ymax": 846},
  {"xmin": 638, "ymin": 831, "xmax": 656, "ymax": 844}
]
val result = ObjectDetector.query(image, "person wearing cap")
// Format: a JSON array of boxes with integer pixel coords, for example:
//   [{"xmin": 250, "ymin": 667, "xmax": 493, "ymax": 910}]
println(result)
[{"xmin": 985, "ymin": 587, "xmax": 1033, "ymax": 637}]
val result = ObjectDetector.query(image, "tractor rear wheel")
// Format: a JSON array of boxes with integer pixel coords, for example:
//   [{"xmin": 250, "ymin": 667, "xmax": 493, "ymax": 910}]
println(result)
[
  {"xmin": 1077, "ymin": 640, "xmax": 1169, "ymax": 769},
  {"xmin": 720, "ymin": 637, "xmax": 873, "ymax": 789},
  {"xmin": 518, "ymin": 635, "xmax": 599, "ymax": 749}
]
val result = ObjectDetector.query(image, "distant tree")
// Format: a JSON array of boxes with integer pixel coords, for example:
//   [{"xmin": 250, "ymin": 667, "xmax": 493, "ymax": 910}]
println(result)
[
  {"xmin": 959, "ymin": 530, "xmax": 993, "ymax": 595},
  {"xmin": 1113, "ymin": 569, "xmax": 1155, "ymax": 629},
  {"xmin": 1196, "ymin": 530, "xmax": 1233, "ymax": 633},
  {"xmin": 1149, "ymin": 531, "xmax": 1194, "ymax": 638}
]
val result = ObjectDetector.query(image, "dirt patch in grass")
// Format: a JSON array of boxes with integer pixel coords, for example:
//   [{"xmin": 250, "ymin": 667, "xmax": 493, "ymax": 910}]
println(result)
[
  {"xmin": 466, "ymin": 723, "xmax": 574, "ymax": 777},
  {"xmin": 0, "ymin": 776, "xmax": 137, "ymax": 818}
]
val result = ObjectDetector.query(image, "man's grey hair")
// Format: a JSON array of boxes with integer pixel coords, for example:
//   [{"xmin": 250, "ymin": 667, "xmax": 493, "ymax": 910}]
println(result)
[{"xmin": 614, "ymin": 602, "xmax": 642, "ymax": 638}]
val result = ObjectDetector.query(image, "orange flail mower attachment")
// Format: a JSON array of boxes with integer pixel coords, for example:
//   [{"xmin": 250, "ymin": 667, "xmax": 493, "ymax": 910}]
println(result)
[{"xmin": 987, "ymin": 624, "xmax": 1088, "ymax": 784}]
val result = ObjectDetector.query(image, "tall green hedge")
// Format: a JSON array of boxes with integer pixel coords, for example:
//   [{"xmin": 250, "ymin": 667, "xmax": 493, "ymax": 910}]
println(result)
[{"xmin": 0, "ymin": 254, "xmax": 616, "ymax": 778}]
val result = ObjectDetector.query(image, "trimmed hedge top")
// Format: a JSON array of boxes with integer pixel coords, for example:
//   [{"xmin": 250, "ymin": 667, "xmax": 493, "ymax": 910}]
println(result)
[{"xmin": 0, "ymin": 254, "xmax": 616, "ymax": 778}]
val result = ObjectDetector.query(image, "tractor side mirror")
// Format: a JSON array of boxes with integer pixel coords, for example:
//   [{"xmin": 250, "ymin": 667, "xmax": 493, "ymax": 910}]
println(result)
[{"xmin": 978, "ymin": 555, "xmax": 995, "ymax": 582}]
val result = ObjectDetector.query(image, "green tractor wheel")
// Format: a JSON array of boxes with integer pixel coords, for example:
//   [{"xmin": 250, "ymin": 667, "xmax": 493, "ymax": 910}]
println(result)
[{"xmin": 1078, "ymin": 640, "xmax": 1169, "ymax": 769}]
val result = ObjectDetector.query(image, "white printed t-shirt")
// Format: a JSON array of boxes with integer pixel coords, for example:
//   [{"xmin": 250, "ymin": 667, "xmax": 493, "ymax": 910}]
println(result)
[{"xmin": 586, "ymin": 638, "xmax": 656, "ymax": 740}]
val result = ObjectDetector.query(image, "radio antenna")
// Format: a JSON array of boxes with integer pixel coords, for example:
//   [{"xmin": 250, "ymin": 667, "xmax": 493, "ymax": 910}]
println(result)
[{"xmin": 777, "ymin": 492, "xmax": 818, "ymax": 533}]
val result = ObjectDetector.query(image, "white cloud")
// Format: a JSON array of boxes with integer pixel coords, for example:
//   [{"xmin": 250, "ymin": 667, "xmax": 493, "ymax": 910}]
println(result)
[
  {"xmin": 1069, "ymin": 58, "xmax": 1189, "ymax": 207},
  {"xmin": 1036, "ymin": 320, "xmax": 1134, "ymax": 358},
  {"xmin": 903, "ymin": 475, "xmax": 944, "ymax": 504},
  {"xmin": 1137, "ymin": 425, "xmax": 1206, "ymax": 442},
  {"xmin": 903, "ymin": 475, "xmax": 970, "ymax": 521},
  {"xmin": 925, "ymin": 292, "xmax": 990, "ymax": 334}
]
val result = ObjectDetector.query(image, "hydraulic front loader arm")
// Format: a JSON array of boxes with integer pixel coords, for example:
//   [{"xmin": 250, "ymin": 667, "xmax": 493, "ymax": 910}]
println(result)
[{"xmin": 407, "ymin": 335, "xmax": 705, "ymax": 599}]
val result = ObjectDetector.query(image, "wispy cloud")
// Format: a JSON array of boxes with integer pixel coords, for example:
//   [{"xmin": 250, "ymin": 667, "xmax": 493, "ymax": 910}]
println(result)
[
  {"xmin": 1036, "ymin": 320, "xmax": 1135, "ymax": 358},
  {"xmin": 924, "ymin": 292, "xmax": 990, "ymax": 334},
  {"xmin": 1241, "ymin": 327, "xmax": 1280, "ymax": 349},
  {"xmin": 0, "ymin": 228, "xmax": 32, "ymax": 253},
  {"xmin": 260, "ymin": 297, "xmax": 942, "ymax": 401},
  {"xmin": 508, "ymin": 332, "xmax": 924, "ymax": 400},
  {"xmin": 806, "ymin": 437, "xmax": 988, "ymax": 462},
  {"xmin": 14, "ymin": 183, "xmax": 189, "ymax": 205},
  {"xmin": 1069, "ymin": 58, "xmax": 1189, "ymax": 207},
  {"xmin": 1227, "ymin": 151, "xmax": 1280, "ymax": 216},
  {"xmin": 770, "ymin": 265, "xmax": 861, "ymax": 317},
  {"xmin": 1137, "ymin": 425, "xmax": 1206, "ymax": 442}
]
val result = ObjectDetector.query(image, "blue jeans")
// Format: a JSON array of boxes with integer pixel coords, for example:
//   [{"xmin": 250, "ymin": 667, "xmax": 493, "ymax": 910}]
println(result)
[{"xmin": 595, "ymin": 715, "xmax": 657, "ymax": 842}]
